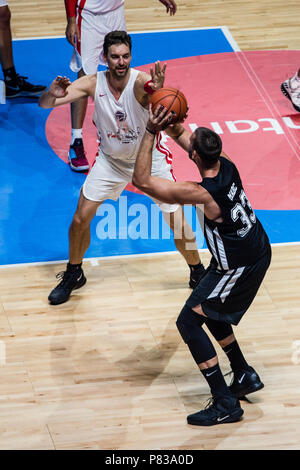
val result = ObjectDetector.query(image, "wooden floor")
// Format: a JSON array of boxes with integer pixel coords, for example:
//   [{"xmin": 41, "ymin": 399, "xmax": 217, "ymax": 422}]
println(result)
[
  {"xmin": 8, "ymin": 0, "xmax": 300, "ymax": 50},
  {"xmin": 0, "ymin": 244, "xmax": 300, "ymax": 450},
  {"xmin": 1, "ymin": 0, "xmax": 300, "ymax": 451}
]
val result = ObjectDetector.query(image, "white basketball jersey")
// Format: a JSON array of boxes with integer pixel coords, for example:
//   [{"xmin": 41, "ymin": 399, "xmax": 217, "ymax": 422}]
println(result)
[
  {"xmin": 93, "ymin": 69, "xmax": 151, "ymax": 161},
  {"xmin": 77, "ymin": 0, "xmax": 124, "ymax": 15}
]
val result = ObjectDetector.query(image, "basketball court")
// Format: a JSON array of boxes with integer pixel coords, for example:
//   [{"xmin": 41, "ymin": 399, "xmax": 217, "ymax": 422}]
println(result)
[{"xmin": 0, "ymin": 1, "xmax": 300, "ymax": 450}]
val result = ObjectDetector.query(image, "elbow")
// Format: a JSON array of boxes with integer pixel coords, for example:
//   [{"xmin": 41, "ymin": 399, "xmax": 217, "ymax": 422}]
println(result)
[
  {"xmin": 132, "ymin": 173, "xmax": 142, "ymax": 190},
  {"xmin": 38, "ymin": 98, "xmax": 47, "ymax": 109},
  {"xmin": 132, "ymin": 173, "xmax": 148, "ymax": 192}
]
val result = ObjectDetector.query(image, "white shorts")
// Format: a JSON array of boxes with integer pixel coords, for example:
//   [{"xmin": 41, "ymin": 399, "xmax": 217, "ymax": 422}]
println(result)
[
  {"xmin": 70, "ymin": 4, "xmax": 126, "ymax": 75},
  {"xmin": 82, "ymin": 148, "xmax": 179, "ymax": 214},
  {"xmin": 0, "ymin": 0, "xmax": 8, "ymax": 7}
]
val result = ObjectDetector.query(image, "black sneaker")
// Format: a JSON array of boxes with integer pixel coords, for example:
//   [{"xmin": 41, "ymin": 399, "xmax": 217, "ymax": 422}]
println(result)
[
  {"xmin": 48, "ymin": 268, "xmax": 86, "ymax": 305},
  {"xmin": 187, "ymin": 395, "xmax": 243, "ymax": 426},
  {"xmin": 5, "ymin": 74, "xmax": 46, "ymax": 98},
  {"xmin": 228, "ymin": 366, "xmax": 264, "ymax": 398},
  {"xmin": 189, "ymin": 263, "xmax": 206, "ymax": 289}
]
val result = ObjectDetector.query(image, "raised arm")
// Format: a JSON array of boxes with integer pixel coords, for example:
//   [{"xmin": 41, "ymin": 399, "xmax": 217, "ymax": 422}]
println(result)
[
  {"xmin": 165, "ymin": 122, "xmax": 192, "ymax": 152},
  {"xmin": 38, "ymin": 74, "xmax": 95, "ymax": 109},
  {"xmin": 134, "ymin": 61, "xmax": 166, "ymax": 108},
  {"xmin": 132, "ymin": 107, "xmax": 207, "ymax": 206}
]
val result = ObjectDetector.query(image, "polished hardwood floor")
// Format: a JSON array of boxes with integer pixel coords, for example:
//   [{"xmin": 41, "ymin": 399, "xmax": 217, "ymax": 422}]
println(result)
[
  {"xmin": 8, "ymin": 0, "xmax": 300, "ymax": 50},
  {"xmin": 0, "ymin": 244, "xmax": 300, "ymax": 449},
  {"xmin": 1, "ymin": 0, "xmax": 300, "ymax": 450}
]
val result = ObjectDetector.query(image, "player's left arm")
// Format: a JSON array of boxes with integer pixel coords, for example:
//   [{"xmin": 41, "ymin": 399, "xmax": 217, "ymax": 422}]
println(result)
[
  {"xmin": 134, "ymin": 61, "xmax": 166, "ymax": 107},
  {"xmin": 133, "ymin": 107, "xmax": 205, "ymax": 205}
]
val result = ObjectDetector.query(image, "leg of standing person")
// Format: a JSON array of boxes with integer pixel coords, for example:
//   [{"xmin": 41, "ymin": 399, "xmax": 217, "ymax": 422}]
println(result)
[
  {"xmin": 67, "ymin": 5, "xmax": 126, "ymax": 172},
  {"xmin": 162, "ymin": 207, "xmax": 206, "ymax": 288},
  {"xmin": 204, "ymin": 317, "xmax": 264, "ymax": 398},
  {"xmin": 68, "ymin": 68, "xmax": 90, "ymax": 172},
  {"xmin": 48, "ymin": 190, "xmax": 102, "ymax": 305},
  {"xmin": 176, "ymin": 304, "xmax": 243, "ymax": 426},
  {"xmin": 0, "ymin": 3, "xmax": 46, "ymax": 98}
]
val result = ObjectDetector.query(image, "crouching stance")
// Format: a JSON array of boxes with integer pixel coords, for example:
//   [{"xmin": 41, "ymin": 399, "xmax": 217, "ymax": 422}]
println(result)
[{"xmin": 132, "ymin": 106, "xmax": 271, "ymax": 426}]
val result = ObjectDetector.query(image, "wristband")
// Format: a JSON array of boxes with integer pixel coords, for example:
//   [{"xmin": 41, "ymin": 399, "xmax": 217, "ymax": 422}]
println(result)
[
  {"xmin": 144, "ymin": 80, "xmax": 155, "ymax": 95},
  {"xmin": 146, "ymin": 127, "xmax": 156, "ymax": 135},
  {"xmin": 64, "ymin": 0, "xmax": 76, "ymax": 18}
]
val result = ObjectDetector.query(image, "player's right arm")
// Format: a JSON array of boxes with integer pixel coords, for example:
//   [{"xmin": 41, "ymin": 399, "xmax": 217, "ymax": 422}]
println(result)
[
  {"xmin": 38, "ymin": 75, "xmax": 96, "ymax": 109},
  {"xmin": 165, "ymin": 122, "xmax": 191, "ymax": 152}
]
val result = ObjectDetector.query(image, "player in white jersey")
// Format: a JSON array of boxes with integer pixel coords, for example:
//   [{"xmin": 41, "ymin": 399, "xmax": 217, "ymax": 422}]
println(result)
[
  {"xmin": 39, "ymin": 30, "xmax": 205, "ymax": 305},
  {"xmin": 64, "ymin": 0, "xmax": 177, "ymax": 172}
]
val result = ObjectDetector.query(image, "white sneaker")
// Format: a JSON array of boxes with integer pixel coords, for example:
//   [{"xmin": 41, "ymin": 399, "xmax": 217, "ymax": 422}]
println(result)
[{"xmin": 281, "ymin": 73, "xmax": 300, "ymax": 112}]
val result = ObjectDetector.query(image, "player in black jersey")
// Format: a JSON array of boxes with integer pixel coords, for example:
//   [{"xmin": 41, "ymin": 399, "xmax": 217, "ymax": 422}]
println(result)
[{"xmin": 132, "ymin": 106, "xmax": 271, "ymax": 426}]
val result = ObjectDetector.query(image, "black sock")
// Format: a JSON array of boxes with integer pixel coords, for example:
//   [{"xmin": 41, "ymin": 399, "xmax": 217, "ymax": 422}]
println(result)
[
  {"xmin": 67, "ymin": 262, "xmax": 82, "ymax": 272},
  {"xmin": 3, "ymin": 66, "xmax": 17, "ymax": 82},
  {"xmin": 223, "ymin": 340, "xmax": 250, "ymax": 372},
  {"xmin": 189, "ymin": 262, "xmax": 204, "ymax": 272},
  {"xmin": 201, "ymin": 363, "xmax": 233, "ymax": 398}
]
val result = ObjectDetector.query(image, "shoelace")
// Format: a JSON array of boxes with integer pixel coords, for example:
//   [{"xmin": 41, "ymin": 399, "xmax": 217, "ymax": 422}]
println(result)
[
  {"xmin": 15, "ymin": 74, "xmax": 29, "ymax": 86},
  {"xmin": 55, "ymin": 270, "xmax": 74, "ymax": 287}
]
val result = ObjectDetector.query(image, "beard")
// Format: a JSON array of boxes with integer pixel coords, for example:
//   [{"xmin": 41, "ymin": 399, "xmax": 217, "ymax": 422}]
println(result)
[{"xmin": 111, "ymin": 64, "xmax": 130, "ymax": 78}]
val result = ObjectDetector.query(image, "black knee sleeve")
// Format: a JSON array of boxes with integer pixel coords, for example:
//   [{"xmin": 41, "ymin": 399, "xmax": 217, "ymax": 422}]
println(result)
[
  {"xmin": 205, "ymin": 318, "xmax": 233, "ymax": 341},
  {"xmin": 176, "ymin": 304, "xmax": 205, "ymax": 343},
  {"xmin": 176, "ymin": 304, "xmax": 216, "ymax": 364}
]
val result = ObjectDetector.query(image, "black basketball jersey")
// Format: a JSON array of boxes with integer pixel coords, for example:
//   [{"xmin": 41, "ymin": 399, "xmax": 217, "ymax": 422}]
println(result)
[{"xmin": 197, "ymin": 156, "xmax": 270, "ymax": 269}]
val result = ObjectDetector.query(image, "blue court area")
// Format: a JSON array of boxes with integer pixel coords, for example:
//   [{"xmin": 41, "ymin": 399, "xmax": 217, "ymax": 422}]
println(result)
[{"xmin": 0, "ymin": 29, "xmax": 299, "ymax": 266}]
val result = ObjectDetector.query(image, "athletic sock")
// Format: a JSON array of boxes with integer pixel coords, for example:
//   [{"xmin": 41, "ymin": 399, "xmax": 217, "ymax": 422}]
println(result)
[
  {"xmin": 67, "ymin": 262, "xmax": 82, "ymax": 272},
  {"xmin": 71, "ymin": 128, "xmax": 83, "ymax": 145},
  {"xmin": 201, "ymin": 363, "xmax": 233, "ymax": 398},
  {"xmin": 223, "ymin": 340, "xmax": 251, "ymax": 372},
  {"xmin": 3, "ymin": 66, "xmax": 17, "ymax": 82},
  {"xmin": 189, "ymin": 262, "xmax": 205, "ymax": 272}
]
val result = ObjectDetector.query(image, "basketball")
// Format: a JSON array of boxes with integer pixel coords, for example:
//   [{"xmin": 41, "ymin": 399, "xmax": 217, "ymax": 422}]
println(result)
[{"xmin": 149, "ymin": 87, "xmax": 188, "ymax": 123}]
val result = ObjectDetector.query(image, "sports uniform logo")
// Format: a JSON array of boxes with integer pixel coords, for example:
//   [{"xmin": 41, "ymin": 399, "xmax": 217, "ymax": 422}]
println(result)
[{"xmin": 106, "ymin": 110, "xmax": 141, "ymax": 143}]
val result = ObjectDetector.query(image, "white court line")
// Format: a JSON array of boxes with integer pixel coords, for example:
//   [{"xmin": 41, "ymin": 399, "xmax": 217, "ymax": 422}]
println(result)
[
  {"xmin": 220, "ymin": 26, "xmax": 241, "ymax": 52},
  {"xmin": 0, "ymin": 241, "xmax": 299, "ymax": 269},
  {"xmin": 12, "ymin": 26, "xmax": 237, "ymax": 42}
]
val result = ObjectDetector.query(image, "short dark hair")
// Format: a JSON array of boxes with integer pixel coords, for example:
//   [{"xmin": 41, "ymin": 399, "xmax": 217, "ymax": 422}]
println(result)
[
  {"xmin": 103, "ymin": 31, "xmax": 132, "ymax": 57},
  {"xmin": 193, "ymin": 127, "xmax": 222, "ymax": 168}
]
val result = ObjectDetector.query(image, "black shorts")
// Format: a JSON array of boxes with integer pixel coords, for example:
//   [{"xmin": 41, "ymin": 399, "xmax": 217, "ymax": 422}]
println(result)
[{"xmin": 185, "ymin": 245, "xmax": 272, "ymax": 326}]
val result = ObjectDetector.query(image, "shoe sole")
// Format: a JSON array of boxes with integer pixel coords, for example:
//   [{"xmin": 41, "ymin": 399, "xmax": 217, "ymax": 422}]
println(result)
[
  {"xmin": 187, "ymin": 408, "xmax": 244, "ymax": 426},
  {"xmin": 68, "ymin": 154, "xmax": 90, "ymax": 172},
  {"xmin": 48, "ymin": 276, "xmax": 87, "ymax": 305},
  {"xmin": 280, "ymin": 83, "xmax": 300, "ymax": 112},
  {"xmin": 231, "ymin": 381, "xmax": 264, "ymax": 399},
  {"xmin": 6, "ymin": 90, "xmax": 46, "ymax": 98}
]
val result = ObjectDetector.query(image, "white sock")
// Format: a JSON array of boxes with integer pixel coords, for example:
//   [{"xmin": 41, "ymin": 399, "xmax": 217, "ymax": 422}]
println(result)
[{"xmin": 71, "ymin": 128, "xmax": 83, "ymax": 145}]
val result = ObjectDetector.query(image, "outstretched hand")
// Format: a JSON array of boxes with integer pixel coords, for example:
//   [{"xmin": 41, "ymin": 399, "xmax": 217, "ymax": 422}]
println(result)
[
  {"xmin": 148, "ymin": 61, "xmax": 167, "ymax": 93},
  {"xmin": 159, "ymin": 0, "xmax": 177, "ymax": 15},
  {"xmin": 146, "ymin": 104, "xmax": 175, "ymax": 134},
  {"xmin": 49, "ymin": 76, "xmax": 72, "ymax": 98}
]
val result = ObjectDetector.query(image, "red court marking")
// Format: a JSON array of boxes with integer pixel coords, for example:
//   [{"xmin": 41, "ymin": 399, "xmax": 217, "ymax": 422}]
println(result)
[{"xmin": 46, "ymin": 50, "xmax": 300, "ymax": 210}]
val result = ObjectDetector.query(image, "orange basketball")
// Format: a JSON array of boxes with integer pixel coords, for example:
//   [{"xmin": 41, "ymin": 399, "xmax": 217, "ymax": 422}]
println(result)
[{"xmin": 149, "ymin": 87, "xmax": 188, "ymax": 123}]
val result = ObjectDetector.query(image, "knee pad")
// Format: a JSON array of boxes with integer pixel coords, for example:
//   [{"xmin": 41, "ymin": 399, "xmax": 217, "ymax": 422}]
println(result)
[
  {"xmin": 176, "ymin": 304, "xmax": 216, "ymax": 364},
  {"xmin": 205, "ymin": 318, "xmax": 233, "ymax": 341},
  {"xmin": 176, "ymin": 304, "xmax": 205, "ymax": 344}
]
